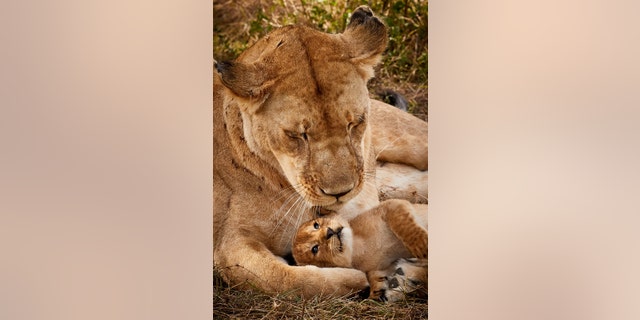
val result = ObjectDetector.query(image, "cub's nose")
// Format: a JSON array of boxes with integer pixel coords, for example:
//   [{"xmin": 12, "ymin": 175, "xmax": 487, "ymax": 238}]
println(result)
[
  {"xmin": 326, "ymin": 227, "xmax": 343, "ymax": 239},
  {"xmin": 326, "ymin": 227, "xmax": 335, "ymax": 239}
]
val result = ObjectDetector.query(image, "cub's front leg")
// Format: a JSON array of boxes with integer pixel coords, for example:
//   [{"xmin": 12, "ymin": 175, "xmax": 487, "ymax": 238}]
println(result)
[
  {"xmin": 380, "ymin": 199, "xmax": 428, "ymax": 259},
  {"xmin": 214, "ymin": 234, "xmax": 368, "ymax": 298}
]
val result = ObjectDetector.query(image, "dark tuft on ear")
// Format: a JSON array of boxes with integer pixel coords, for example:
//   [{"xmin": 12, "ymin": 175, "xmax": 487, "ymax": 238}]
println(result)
[
  {"xmin": 215, "ymin": 60, "xmax": 271, "ymax": 100},
  {"xmin": 345, "ymin": 6, "xmax": 388, "ymax": 56},
  {"xmin": 215, "ymin": 60, "xmax": 232, "ymax": 74},
  {"xmin": 347, "ymin": 5, "xmax": 375, "ymax": 27},
  {"xmin": 342, "ymin": 6, "xmax": 388, "ymax": 80}
]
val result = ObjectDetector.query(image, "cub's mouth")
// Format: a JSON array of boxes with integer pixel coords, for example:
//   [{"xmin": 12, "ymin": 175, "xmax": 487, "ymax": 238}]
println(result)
[{"xmin": 333, "ymin": 226, "xmax": 344, "ymax": 253}]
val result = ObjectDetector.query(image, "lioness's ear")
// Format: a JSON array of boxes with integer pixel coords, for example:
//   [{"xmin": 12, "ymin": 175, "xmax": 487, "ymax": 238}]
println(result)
[
  {"xmin": 342, "ymin": 6, "xmax": 388, "ymax": 80},
  {"xmin": 215, "ymin": 60, "xmax": 272, "ymax": 111}
]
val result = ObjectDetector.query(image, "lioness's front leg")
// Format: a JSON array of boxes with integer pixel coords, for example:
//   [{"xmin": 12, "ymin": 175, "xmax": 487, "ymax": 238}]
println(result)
[
  {"xmin": 370, "ymin": 99, "xmax": 428, "ymax": 171},
  {"xmin": 376, "ymin": 162, "xmax": 428, "ymax": 203},
  {"xmin": 215, "ymin": 235, "xmax": 368, "ymax": 298}
]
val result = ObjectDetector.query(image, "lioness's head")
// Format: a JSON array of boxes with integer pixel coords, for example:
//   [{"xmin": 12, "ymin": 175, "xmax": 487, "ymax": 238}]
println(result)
[
  {"xmin": 216, "ymin": 6, "xmax": 388, "ymax": 209},
  {"xmin": 292, "ymin": 215, "xmax": 353, "ymax": 268}
]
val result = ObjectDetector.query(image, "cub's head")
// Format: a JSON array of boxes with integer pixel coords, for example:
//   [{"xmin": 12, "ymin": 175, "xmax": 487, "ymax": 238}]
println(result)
[
  {"xmin": 215, "ymin": 6, "xmax": 388, "ymax": 209},
  {"xmin": 292, "ymin": 215, "xmax": 353, "ymax": 268}
]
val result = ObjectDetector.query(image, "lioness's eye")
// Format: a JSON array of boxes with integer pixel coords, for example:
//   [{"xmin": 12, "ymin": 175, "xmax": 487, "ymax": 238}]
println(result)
[
  {"xmin": 311, "ymin": 245, "xmax": 319, "ymax": 255},
  {"xmin": 313, "ymin": 222, "xmax": 320, "ymax": 229},
  {"xmin": 284, "ymin": 130, "xmax": 308, "ymax": 141},
  {"xmin": 349, "ymin": 114, "xmax": 366, "ymax": 130},
  {"xmin": 284, "ymin": 130, "xmax": 298, "ymax": 139}
]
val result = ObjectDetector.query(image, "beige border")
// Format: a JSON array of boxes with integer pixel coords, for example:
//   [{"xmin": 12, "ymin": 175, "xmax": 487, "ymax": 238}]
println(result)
[
  {"xmin": 431, "ymin": 1, "xmax": 640, "ymax": 319},
  {"xmin": 0, "ymin": 1, "xmax": 212, "ymax": 319}
]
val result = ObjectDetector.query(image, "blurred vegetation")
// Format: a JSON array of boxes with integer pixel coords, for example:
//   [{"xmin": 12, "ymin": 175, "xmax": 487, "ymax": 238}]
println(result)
[{"xmin": 213, "ymin": 0, "xmax": 428, "ymax": 120}]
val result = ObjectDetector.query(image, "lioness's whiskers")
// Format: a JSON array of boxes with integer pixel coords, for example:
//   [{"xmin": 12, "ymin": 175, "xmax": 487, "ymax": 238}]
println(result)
[
  {"xmin": 269, "ymin": 186, "xmax": 303, "ymax": 237},
  {"xmin": 290, "ymin": 195, "xmax": 309, "ymax": 240},
  {"xmin": 276, "ymin": 191, "xmax": 311, "ymax": 247},
  {"xmin": 273, "ymin": 194, "xmax": 300, "ymax": 225},
  {"xmin": 274, "ymin": 200, "xmax": 300, "ymax": 246},
  {"xmin": 272, "ymin": 189, "xmax": 299, "ymax": 216},
  {"xmin": 270, "ymin": 183, "xmax": 317, "ymax": 248},
  {"xmin": 269, "ymin": 185, "xmax": 299, "ymax": 207}
]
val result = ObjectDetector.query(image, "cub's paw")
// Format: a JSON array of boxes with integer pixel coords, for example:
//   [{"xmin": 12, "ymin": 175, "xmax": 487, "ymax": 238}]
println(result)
[{"xmin": 367, "ymin": 258, "xmax": 428, "ymax": 302}]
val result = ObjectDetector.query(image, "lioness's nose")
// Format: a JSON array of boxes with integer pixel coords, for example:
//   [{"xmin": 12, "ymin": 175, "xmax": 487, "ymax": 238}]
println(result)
[{"xmin": 320, "ymin": 187, "xmax": 352, "ymax": 199}]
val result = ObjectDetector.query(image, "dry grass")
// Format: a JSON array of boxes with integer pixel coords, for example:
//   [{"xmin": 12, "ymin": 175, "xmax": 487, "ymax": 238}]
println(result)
[{"xmin": 214, "ymin": 268, "xmax": 428, "ymax": 319}]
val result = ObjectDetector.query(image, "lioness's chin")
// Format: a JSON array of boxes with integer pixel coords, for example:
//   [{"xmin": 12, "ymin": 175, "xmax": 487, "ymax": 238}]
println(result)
[
  {"xmin": 302, "ymin": 193, "xmax": 350, "ymax": 209},
  {"xmin": 322, "ymin": 202, "xmax": 345, "ymax": 211},
  {"xmin": 305, "ymin": 187, "xmax": 363, "ymax": 209}
]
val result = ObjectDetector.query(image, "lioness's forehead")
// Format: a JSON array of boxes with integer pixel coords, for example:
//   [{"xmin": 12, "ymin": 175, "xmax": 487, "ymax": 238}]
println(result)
[
  {"xmin": 239, "ymin": 25, "xmax": 343, "ymax": 63},
  {"xmin": 269, "ymin": 93, "xmax": 367, "ymax": 116},
  {"xmin": 239, "ymin": 25, "xmax": 369, "ymax": 100}
]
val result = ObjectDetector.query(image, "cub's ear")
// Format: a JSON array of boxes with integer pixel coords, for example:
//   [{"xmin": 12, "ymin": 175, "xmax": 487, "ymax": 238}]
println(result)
[
  {"xmin": 215, "ymin": 60, "xmax": 273, "ymax": 111},
  {"xmin": 342, "ymin": 6, "xmax": 388, "ymax": 80}
]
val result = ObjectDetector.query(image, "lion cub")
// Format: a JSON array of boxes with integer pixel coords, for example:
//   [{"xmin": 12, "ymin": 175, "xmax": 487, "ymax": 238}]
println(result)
[{"xmin": 292, "ymin": 199, "xmax": 427, "ymax": 301}]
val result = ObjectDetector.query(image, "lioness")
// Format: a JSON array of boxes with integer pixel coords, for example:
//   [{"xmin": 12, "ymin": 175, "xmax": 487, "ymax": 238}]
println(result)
[
  {"xmin": 213, "ymin": 6, "xmax": 427, "ymax": 298},
  {"xmin": 292, "ymin": 200, "xmax": 428, "ymax": 301}
]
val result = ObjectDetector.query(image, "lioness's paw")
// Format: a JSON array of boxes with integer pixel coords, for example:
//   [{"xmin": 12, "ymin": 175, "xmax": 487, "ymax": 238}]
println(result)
[{"xmin": 367, "ymin": 258, "xmax": 428, "ymax": 303}]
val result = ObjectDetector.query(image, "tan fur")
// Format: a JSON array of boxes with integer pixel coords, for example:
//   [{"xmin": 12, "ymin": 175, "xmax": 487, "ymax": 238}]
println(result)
[
  {"xmin": 292, "ymin": 200, "xmax": 427, "ymax": 272},
  {"xmin": 376, "ymin": 162, "xmax": 428, "ymax": 203},
  {"xmin": 371, "ymin": 99, "xmax": 428, "ymax": 203},
  {"xmin": 370, "ymin": 99, "xmax": 428, "ymax": 171},
  {"xmin": 213, "ymin": 6, "xmax": 428, "ymax": 298}
]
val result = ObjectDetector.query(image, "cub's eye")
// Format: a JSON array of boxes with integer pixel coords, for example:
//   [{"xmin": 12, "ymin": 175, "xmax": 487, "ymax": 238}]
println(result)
[
  {"xmin": 313, "ymin": 222, "xmax": 320, "ymax": 229},
  {"xmin": 311, "ymin": 245, "xmax": 319, "ymax": 255}
]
